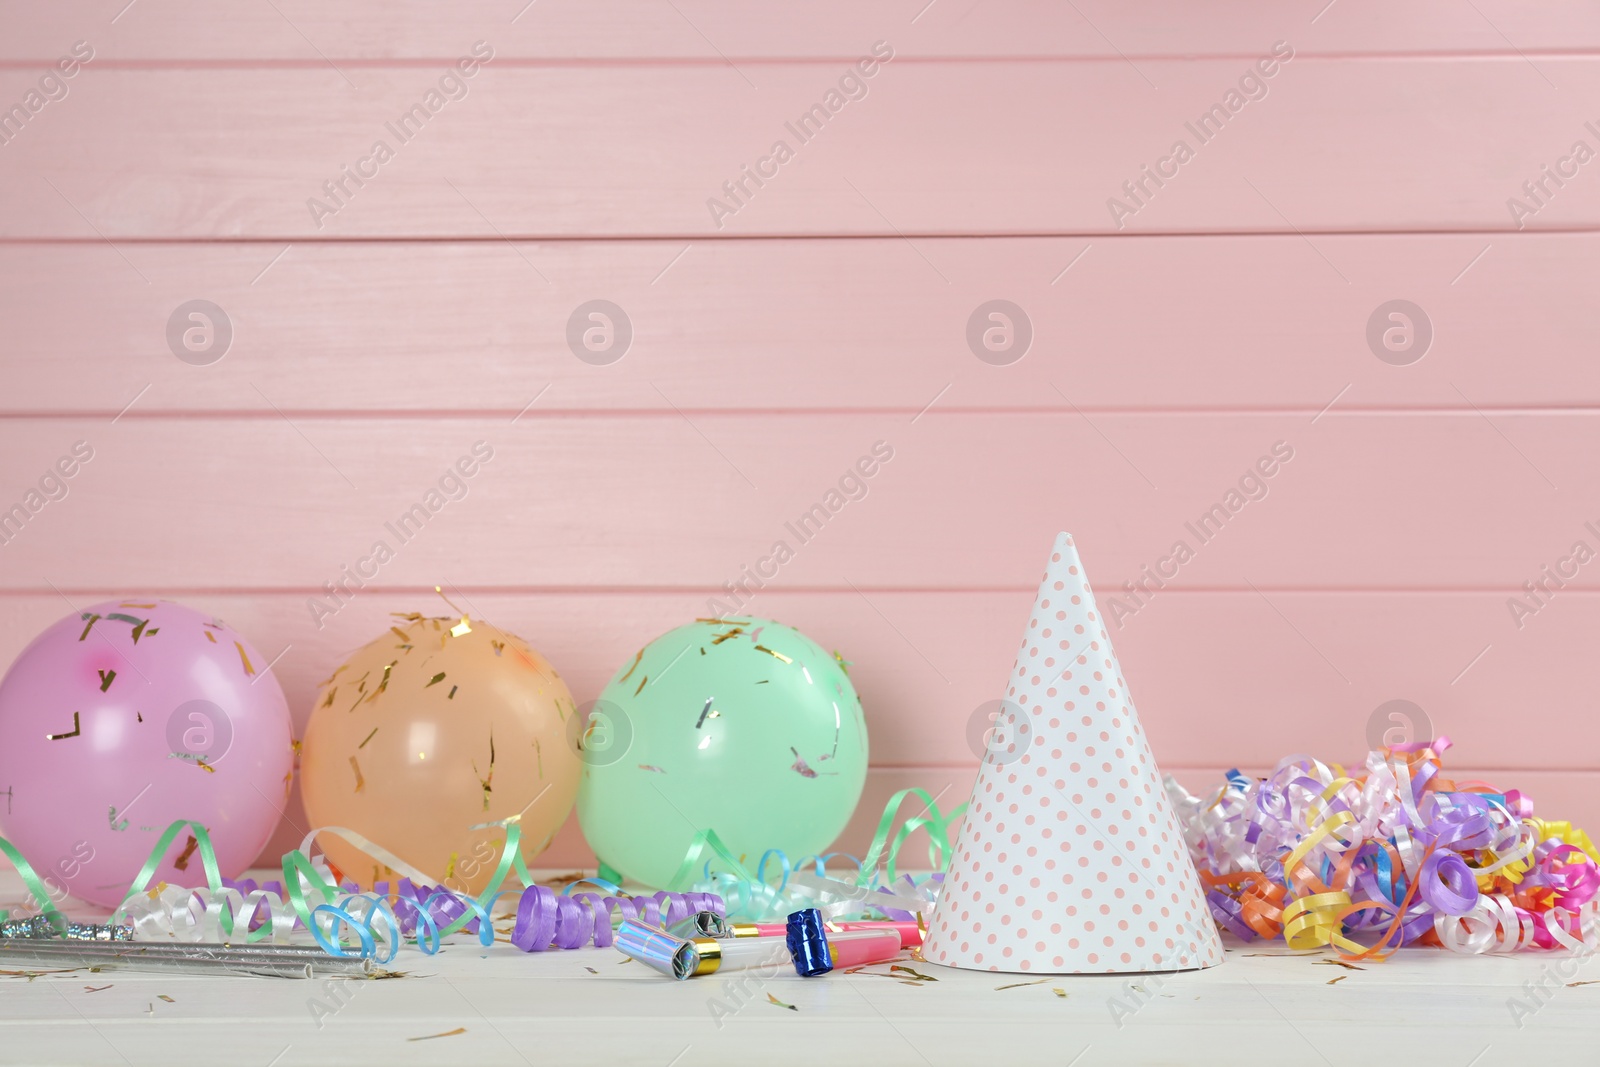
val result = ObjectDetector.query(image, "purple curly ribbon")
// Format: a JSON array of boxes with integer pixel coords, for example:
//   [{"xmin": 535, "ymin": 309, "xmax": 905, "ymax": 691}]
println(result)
[{"xmin": 509, "ymin": 886, "xmax": 723, "ymax": 952}]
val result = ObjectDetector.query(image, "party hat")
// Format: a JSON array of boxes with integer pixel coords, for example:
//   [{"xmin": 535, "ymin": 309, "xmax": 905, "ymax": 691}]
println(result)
[{"xmin": 923, "ymin": 533, "xmax": 1224, "ymax": 973}]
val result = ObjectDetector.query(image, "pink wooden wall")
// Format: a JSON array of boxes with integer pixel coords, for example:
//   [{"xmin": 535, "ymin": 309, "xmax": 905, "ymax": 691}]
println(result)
[{"xmin": 2, "ymin": 2, "xmax": 1597, "ymax": 869}]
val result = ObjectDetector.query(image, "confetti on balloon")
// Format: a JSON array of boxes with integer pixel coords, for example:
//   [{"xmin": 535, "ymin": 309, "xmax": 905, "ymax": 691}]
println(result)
[{"xmin": 1167, "ymin": 737, "xmax": 1600, "ymax": 959}]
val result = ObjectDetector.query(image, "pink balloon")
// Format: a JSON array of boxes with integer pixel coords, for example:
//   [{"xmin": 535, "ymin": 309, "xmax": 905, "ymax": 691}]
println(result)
[{"xmin": 0, "ymin": 600, "xmax": 293, "ymax": 909}]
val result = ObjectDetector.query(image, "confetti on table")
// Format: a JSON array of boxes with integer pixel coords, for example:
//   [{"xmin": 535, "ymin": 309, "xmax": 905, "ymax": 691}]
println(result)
[
  {"xmin": 407, "ymin": 1028, "xmax": 466, "ymax": 1042},
  {"xmin": 1327, "ymin": 975, "xmax": 1348, "ymax": 986},
  {"xmin": 890, "ymin": 965, "xmax": 937, "ymax": 982},
  {"xmin": 766, "ymin": 993, "xmax": 797, "ymax": 1012},
  {"xmin": 157, "ymin": 994, "xmax": 175, "ymax": 1002},
  {"xmin": 46, "ymin": 712, "xmax": 81, "ymax": 740},
  {"xmin": 584, "ymin": 967, "xmax": 598, "ymax": 975},
  {"xmin": 1316, "ymin": 960, "xmax": 1365, "ymax": 972},
  {"xmin": 83, "ymin": 985, "xmax": 112, "ymax": 993},
  {"xmin": 995, "ymin": 978, "xmax": 1053, "ymax": 991},
  {"xmin": 1052, "ymin": 988, "xmax": 1067, "ymax": 998},
  {"xmin": 1568, "ymin": 980, "xmax": 1600, "ymax": 988}
]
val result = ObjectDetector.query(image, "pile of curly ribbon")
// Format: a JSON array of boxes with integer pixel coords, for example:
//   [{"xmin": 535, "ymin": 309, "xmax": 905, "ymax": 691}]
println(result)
[
  {"xmin": 1167, "ymin": 738, "xmax": 1600, "ymax": 960},
  {"xmin": 0, "ymin": 786, "xmax": 963, "ymax": 958},
  {"xmin": 660, "ymin": 786, "xmax": 964, "ymax": 922}
]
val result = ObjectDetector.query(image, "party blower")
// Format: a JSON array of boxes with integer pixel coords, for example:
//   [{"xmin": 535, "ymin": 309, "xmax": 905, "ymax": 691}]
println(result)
[
  {"xmin": 617, "ymin": 909, "xmax": 900, "ymax": 979},
  {"xmin": 665, "ymin": 910, "xmax": 924, "ymax": 950}
]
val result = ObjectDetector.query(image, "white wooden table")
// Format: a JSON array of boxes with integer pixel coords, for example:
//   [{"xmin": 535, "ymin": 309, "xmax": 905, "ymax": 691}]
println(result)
[{"xmin": 2, "ymin": 870, "xmax": 1594, "ymax": 1066}]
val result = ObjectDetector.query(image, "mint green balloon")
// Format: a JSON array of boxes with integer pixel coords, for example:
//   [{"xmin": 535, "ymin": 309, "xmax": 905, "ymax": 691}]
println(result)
[{"xmin": 576, "ymin": 617, "xmax": 868, "ymax": 889}]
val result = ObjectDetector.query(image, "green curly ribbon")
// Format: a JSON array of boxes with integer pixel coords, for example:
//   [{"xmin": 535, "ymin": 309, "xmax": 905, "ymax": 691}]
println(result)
[
  {"xmin": 663, "ymin": 787, "xmax": 968, "ymax": 899},
  {"xmin": 283, "ymin": 822, "xmax": 537, "ymax": 949},
  {"xmin": 0, "ymin": 835, "xmax": 68, "ymax": 929},
  {"xmin": 857, "ymin": 787, "xmax": 968, "ymax": 886}
]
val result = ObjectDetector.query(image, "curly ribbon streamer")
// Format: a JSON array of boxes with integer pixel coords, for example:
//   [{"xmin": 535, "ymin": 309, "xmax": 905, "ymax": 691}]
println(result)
[
  {"xmin": 4, "ymin": 782, "xmax": 969, "ymax": 957},
  {"xmin": 1169, "ymin": 739, "xmax": 1600, "ymax": 961},
  {"xmin": 0, "ymin": 835, "xmax": 68, "ymax": 930},
  {"xmin": 660, "ymin": 787, "xmax": 966, "ymax": 922}
]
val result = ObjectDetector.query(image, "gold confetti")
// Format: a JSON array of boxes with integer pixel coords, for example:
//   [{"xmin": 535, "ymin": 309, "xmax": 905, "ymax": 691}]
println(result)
[
  {"xmin": 618, "ymin": 650, "xmax": 644, "ymax": 683},
  {"xmin": 425, "ymin": 673, "xmax": 446, "ymax": 688},
  {"xmin": 322, "ymin": 689, "xmax": 337, "ymax": 708},
  {"xmin": 316, "ymin": 665, "xmax": 347, "ymax": 688},
  {"xmin": 995, "ymin": 977, "xmax": 1053, "ymax": 990},
  {"xmin": 1326, "ymin": 975, "xmax": 1348, "ymax": 986},
  {"xmin": 833, "ymin": 650, "xmax": 851, "ymax": 675},
  {"xmin": 754, "ymin": 645, "xmax": 791, "ymax": 664},
  {"xmin": 195, "ymin": 759, "xmax": 215, "ymax": 774},
  {"xmin": 203, "ymin": 631, "xmax": 216, "ymax": 644},
  {"xmin": 46, "ymin": 712, "xmax": 81, "ymax": 740},
  {"xmin": 491, "ymin": 640, "xmax": 504, "ymax": 656},
  {"xmin": 891, "ymin": 965, "xmax": 937, "ymax": 982},
  {"xmin": 83, "ymin": 984, "xmax": 112, "ymax": 993},
  {"xmin": 120, "ymin": 602, "xmax": 157, "ymax": 609},
  {"xmin": 766, "ymin": 993, "xmax": 797, "ymax": 1012},
  {"xmin": 235, "ymin": 642, "xmax": 255, "ymax": 676},
  {"xmin": 444, "ymin": 852, "xmax": 458, "ymax": 881},
  {"xmin": 78, "ymin": 614, "xmax": 101, "ymax": 641},
  {"xmin": 349, "ymin": 755, "xmax": 365, "ymax": 793},
  {"xmin": 711, "ymin": 627, "xmax": 744, "ymax": 645},
  {"xmin": 1315, "ymin": 959, "xmax": 1364, "ymax": 972},
  {"xmin": 157, "ymin": 994, "xmax": 175, "ymax": 1002},
  {"xmin": 474, "ymin": 732, "xmax": 495, "ymax": 811},
  {"xmin": 97, "ymin": 670, "xmax": 116, "ymax": 692},
  {"xmin": 391, "ymin": 626, "xmax": 410, "ymax": 642},
  {"xmin": 407, "ymin": 1028, "xmax": 466, "ymax": 1042},
  {"xmin": 172, "ymin": 835, "xmax": 199, "ymax": 871},
  {"xmin": 584, "ymin": 967, "xmax": 598, "ymax": 975},
  {"xmin": 451, "ymin": 618, "xmax": 471, "ymax": 637},
  {"xmin": 448, "ymin": 685, "xmax": 457, "ymax": 700},
  {"xmin": 1052, "ymin": 988, "xmax": 1067, "ymax": 998},
  {"xmin": 359, "ymin": 727, "xmax": 378, "ymax": 749},
  {"xmin": 1568, "ymin": 980, "xmax": 1600, "ymax": 987},
  {"xmin": 633, "ymin": 675, "xmax": 647, "ymax": 696}
]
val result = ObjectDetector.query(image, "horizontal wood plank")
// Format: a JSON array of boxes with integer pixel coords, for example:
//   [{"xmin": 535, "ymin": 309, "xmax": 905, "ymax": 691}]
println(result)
[
  {"xmin": 4, "ymin": 59, "xmax": 1600, "ymax": 237},
  {"xmin": 4, "ymin": 2, "xmax": 1600, "ymax": 62},
  {"xmin": 1, "ymin": 234, "xmax": 1595, "ymax": 413},
  {"xmin": 0, "ymin": 413, "xmax": 1591, "ymax": 591}
]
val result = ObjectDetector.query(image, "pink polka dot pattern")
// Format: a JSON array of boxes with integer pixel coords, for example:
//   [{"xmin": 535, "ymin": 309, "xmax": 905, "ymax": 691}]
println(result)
[{"xmin": 922, "ymin": 533, "xmax": 1225, "ymax": 975}]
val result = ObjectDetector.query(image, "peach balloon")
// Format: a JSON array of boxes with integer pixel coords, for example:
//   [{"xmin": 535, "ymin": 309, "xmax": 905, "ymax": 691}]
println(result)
[{"xmin": 300, "ymin": 612, "xmax": 578, "ymax": 894}]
